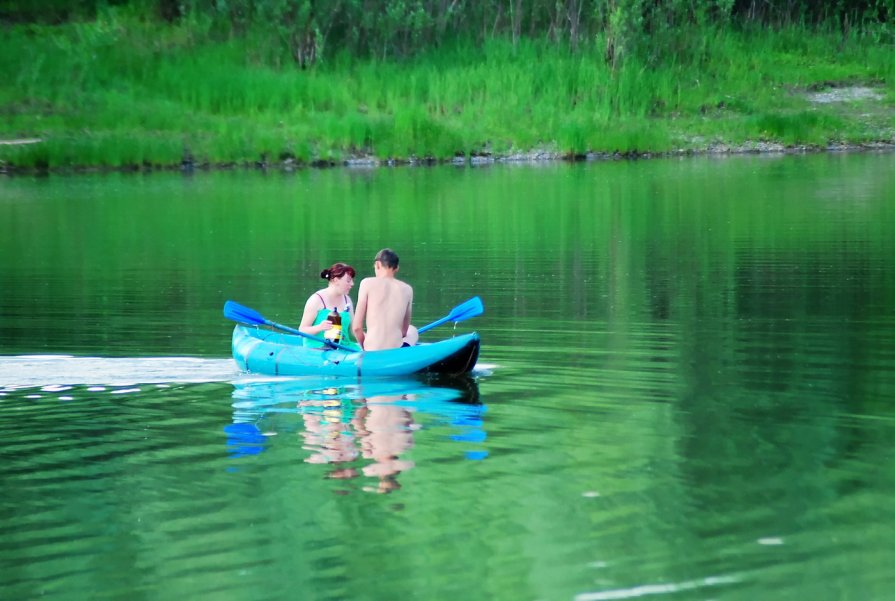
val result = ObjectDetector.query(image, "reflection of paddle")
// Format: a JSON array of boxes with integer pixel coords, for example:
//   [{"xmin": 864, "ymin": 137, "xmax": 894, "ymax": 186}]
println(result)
[
  {"xmin": 418, "ymin": 296, "xmax": 485, "ymax": 334},
  {"xmin": 223, "ymin": 301, "xmax": 355, "ymax": 351}
]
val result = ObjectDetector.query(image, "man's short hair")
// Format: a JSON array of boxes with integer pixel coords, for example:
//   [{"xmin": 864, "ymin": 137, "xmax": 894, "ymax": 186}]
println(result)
[{"xmin": 375, "ymin": 248, "xmax": 400, "ymax": 269}]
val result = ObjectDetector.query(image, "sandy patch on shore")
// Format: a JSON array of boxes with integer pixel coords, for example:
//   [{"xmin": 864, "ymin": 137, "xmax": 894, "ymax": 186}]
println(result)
[{"xmin": 806, "ymin": 86, "xmax": 885, "ymax": 104}]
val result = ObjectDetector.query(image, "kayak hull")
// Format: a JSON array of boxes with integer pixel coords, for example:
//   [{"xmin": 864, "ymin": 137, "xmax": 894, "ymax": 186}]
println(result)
[{"xmin": 231, "ymin": 325, "xmax": 480, "ymax": 377}]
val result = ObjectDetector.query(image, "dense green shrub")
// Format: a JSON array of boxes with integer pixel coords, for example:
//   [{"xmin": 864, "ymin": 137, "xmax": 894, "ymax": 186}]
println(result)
[{"xmin": 3, "ymin": 1, "xmax": 891, "ymax": 67}]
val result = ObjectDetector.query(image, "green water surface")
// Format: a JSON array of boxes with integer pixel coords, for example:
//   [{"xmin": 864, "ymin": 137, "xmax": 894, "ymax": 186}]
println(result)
[{"xmin": 1, "ymin": 154, "xmax": 894, "ymax": 600}]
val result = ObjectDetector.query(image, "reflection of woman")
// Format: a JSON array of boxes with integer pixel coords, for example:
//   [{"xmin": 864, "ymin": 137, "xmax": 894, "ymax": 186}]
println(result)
[
  {"xmin": 300, "ymin": 408, "xmax": 360, "ymax": 479},
  {"xmin": 299, "ymin": 262, "xmax": 360, "ymax": 349}
]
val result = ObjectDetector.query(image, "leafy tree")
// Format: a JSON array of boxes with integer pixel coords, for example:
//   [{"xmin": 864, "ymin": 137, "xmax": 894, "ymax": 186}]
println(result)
[{"xmin": 2, "ymin": 0, "xmax": 889, "ymax": 66}]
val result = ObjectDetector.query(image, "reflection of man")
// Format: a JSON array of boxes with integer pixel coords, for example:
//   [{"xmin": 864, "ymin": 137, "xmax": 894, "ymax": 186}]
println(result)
[
  {"xmin": 298, "ymin": 392, "xmax": 416, "ymax": 493},
  {"xmin": 354, "ymin": 400, "xmax": 416, "ymax": 493},
  {"xmin": 352, "ymin": 248, "xmax": 415, "ymax": 350}
]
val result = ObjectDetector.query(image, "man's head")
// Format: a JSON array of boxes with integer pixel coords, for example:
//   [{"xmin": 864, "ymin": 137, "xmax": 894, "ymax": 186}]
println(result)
[{"xmin": 374, "ymin": 248, "xmax": 400, "ymax": 271}]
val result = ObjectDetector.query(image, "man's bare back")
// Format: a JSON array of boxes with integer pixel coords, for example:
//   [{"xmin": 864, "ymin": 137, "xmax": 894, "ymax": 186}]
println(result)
[{"xmin": 352, "ymin": 249, "xmax": 413, "ymax": 351}]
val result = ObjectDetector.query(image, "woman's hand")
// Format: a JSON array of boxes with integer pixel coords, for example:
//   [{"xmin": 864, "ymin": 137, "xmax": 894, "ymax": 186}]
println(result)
[{"xmin": 316, "ymin": 319, "xmax": 332, "ymax": 334}]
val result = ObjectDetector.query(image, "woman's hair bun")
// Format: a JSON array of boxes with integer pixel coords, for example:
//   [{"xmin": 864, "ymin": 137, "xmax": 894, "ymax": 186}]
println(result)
[{"xmin": 320, "ymin": 263, "xmax": 356, "ymax": 281}]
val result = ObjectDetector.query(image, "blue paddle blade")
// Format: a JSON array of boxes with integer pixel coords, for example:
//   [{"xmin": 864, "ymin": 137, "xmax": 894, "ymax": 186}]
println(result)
[
  {"xmin": 223, "ymin": 301, "xmax": 267, "ymax": 326},
  {"xmin": 447, "ymin": 296, "xmax": 484, "ymax": 321},
  {"xmin": 418, "ymin": 297, "xmax": 484, "ymax": 334}
]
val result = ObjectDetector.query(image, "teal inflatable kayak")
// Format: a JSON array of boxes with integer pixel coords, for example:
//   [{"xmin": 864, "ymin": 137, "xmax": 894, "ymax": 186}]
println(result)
[{"xmin": 231, "ymin": 325, "xmax": 480, "ymax": 377}]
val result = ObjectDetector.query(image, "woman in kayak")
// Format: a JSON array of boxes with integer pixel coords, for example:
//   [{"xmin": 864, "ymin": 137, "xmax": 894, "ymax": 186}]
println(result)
[{"xmin": 299, "ymin": 262, "xmax": 358, "ymax": 348}]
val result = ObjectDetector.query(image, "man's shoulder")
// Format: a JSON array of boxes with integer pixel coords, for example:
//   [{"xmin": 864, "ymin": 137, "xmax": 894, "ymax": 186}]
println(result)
[{"xmin": 397, "ymin": 279, "xmax": 413, "ymax": 296}]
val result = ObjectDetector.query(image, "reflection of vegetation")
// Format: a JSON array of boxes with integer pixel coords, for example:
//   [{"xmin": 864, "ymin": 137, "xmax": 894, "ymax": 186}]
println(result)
[
  {"xmin": 1, "ymin": 1, "xmax": 893, "ymax": 168},
  {"xmin": 1, "ymin": 154, "xmax": 892, "ymax": 357}
]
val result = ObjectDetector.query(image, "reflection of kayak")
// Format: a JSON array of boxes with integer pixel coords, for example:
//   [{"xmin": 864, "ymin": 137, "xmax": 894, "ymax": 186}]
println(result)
[
  {"xmin": 231, "ymin": 325, "xmax": 480, "ymax": 377},
  {"xmin": 226, "ymin": 375, "xmax": 487, "ymax": 460},
  {"xmin": 231, "ymin": 376, "xmax": 480, "ymax": 422}
]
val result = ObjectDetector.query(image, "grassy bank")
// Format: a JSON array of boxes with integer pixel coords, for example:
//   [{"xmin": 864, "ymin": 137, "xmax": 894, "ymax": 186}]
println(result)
[{"xmin": 1, "ymin": 13, "xmax": 893, "ymax": 171}]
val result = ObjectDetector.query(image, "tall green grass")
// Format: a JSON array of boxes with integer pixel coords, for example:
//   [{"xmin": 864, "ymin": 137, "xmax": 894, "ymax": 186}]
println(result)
[{"xmin": 1, "ymin": 14, "xmax": 892, "ymax": 170}]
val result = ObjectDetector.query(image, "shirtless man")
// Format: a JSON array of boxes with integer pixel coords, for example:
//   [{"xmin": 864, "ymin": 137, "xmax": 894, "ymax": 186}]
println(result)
[{"xmin": 352, "ymin": 248, "xmax": 415, "ymax": 351}]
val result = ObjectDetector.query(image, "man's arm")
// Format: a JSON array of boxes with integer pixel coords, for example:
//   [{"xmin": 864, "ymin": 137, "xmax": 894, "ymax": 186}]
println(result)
[
  {"xmin": 402, "ymin": 285, "xmax": 413, "ymax": 337},
  {"xmin": 352, "ymin": 280, "xmax": 368, "ymax": 349}
]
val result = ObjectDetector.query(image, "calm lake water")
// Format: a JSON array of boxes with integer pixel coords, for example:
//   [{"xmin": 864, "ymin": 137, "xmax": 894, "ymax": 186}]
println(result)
[{"xmin": 2, "ymin": 154, "xmax": 894, "ymax": 600}]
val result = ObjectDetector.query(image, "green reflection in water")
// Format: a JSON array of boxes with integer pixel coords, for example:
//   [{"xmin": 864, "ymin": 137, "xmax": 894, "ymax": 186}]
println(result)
[{"xmin": 1, "ymin": 153, "xmax": 894, "ymax": 601}]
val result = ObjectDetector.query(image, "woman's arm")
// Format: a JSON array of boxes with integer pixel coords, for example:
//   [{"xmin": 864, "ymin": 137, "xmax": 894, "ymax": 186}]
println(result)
[{"xmin": 299, "ymin": 293, "xmax": 331, "ymax": 336}]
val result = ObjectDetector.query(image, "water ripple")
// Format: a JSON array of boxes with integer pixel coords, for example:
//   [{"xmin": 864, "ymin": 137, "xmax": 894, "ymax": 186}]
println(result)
[{"xmin": 0, "ymin": 355, "xmax": 238, "ymax": 387}]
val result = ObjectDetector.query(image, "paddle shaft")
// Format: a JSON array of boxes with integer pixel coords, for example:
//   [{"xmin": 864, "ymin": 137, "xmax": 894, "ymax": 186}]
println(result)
[
  {"xmin": 258, "ymin": 319, "xmax": 356, "ymax": 351},
  {"xmin": 224, "ymin": 301, "xmax": 356, "ymax": 351},
  {"xmin": 418, "ymin": 316, "xmax": 452, "ymax": 334}
]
